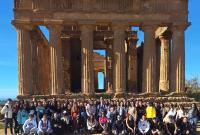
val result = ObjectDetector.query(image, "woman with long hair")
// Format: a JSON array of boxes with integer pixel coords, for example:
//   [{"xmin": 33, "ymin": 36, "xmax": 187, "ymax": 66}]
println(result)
[{"xmin": 71, "ymin": 101, "xmax": 79, "ymax": 134}]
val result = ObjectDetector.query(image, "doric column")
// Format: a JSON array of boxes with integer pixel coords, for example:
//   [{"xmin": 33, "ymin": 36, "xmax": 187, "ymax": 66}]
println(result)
[
  {"xmin": 49, "ymin": 25, "xmax": 64, "ymax": 95},
  {"xmin": 159, "ymin": 34, "xmax": 170, "ymax": 92},
  {"xmin": 113, "ymin": 23, "xmax": 127, "ymax": 95},
  {"xmin": 142, "ymin": 24, "xmax": 157, "ymax": 93},
  {"xmin": 80, "ymin": 24, "xmax": 94, "ymax": 95},
  {"xmin": 15, "ymin": 24, "xmax": 34, "ymax": 96},
  {"xmin": 170, "ymin": 23, "xmax": 187, "ymax": 93},
  {"xmin": 105, "ymin": 39, "xmax": 113, "ymax": 93},
  {"xmin": 127, "ymin": 37, "xmax": 138, "ymax": 93}
]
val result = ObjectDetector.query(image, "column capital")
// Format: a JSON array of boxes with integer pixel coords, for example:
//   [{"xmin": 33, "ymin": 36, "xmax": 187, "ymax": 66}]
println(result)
[
  {"xmin": 47, "ymin": 24, "xmax": 63, "ymax": 33},
  {"xmin": 112, "ymin": 21, "xmax": 129, "ymax": 31},
  {"xmin": 12, "ymin": 23, "xmax": 36, "ymax": 31},
  {"xmin": 79, "ymin": 20, "xmax": 96, "ymax": 30},
  {"xmin": 140, "ymin": 22, "xmax": 158, "ymax": 32},
  {"xmin": 171, "ymin": 22, "xmax": 190, "ymax": 32}
]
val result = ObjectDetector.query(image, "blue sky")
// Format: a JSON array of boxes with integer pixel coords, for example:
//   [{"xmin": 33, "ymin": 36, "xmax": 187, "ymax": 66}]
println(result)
[{"xmin": 0, "ymin": 0, "xmax": 200, "ymax": 98}]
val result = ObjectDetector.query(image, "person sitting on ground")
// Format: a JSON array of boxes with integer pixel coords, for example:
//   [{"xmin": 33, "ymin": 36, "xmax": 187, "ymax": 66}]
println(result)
[
  {"xmin": 138, "ymin": 114, "xmax": 150, "ymax": 135},
  {"xmin": 177, "ymin": 117, "xmax": 192, "ymax": 135},
  {"xmin": 126, "ymin": 114, "xmax": 136, "ymax": 135},
  {"xmin": 37, "ymin": 113, "xmax": 53, "ymax": 135},
  {"xmin": 99, "ymin": 111, "xmax": 110, "ymax": 135},
  {"xmin": 51, "ymin": 112, "xmax": 62, "ymax": 135},
  {"xmin": 150, "ymin": 117, "xmax": 162, "ymax": 135},
  {"xmin": 163, "ymin": 115, "xmax": 177, "ymax": 135},
  {"xmin": 23, "ymin": 113, "xmax": 38, "ymax": 135},
  {"xmin": 61, "ymin": 110, "xmax": 72, "ymax": 133},
  {"xmin": 112, "ymin": 115, "xmax": 126, "ymax": 135},
  {"xmin": 87, "ymin": 114, "xmax": 98, "ymax": 134}
]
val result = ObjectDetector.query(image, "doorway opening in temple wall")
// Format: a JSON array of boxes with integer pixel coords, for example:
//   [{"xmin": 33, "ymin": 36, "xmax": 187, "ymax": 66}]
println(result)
[
  {"xmin": 98, "ymin": 72, "xmax": 105, "ymax": 91},
  {"xmin": 38, "ymin": 26, "xmax": 49, "ymax": 41},
  {"xmin": 93, "ymin": 49, "xmax": 106, "ymax": 93}
]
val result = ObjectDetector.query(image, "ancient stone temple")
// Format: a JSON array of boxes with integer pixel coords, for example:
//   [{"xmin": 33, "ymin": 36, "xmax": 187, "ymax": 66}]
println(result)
[{"xmin": 12, "ymin": 0, "xmax": 190, "ymax": 98}]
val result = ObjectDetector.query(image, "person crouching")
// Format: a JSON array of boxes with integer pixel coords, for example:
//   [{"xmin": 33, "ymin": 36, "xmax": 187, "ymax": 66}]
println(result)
[
  {"xmin": 37, "ymin": 113, "xmax": 53, "ymax": 135},
  {"xmin": 51, "ymin": 112, "xmax": 62, "ymax": 135},
  {"xmin": 23, "ymin": 113, "xmax": 38, "ymax": 135}
]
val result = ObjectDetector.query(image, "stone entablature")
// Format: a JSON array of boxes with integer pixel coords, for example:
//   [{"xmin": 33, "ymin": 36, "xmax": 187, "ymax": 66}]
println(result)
[
  {"xmin": 14, "ymin": 0, "xmax": 188, "ymax": 24},
  {"xmin": 15, "ymin": 0, "xmax": 188, "ymax": 14}
]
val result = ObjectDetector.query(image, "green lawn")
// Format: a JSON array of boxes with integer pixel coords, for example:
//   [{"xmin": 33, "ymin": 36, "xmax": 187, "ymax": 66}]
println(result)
[{"xmin": 0, "ymin": 122, "xmax": 4, "ymax": 129}]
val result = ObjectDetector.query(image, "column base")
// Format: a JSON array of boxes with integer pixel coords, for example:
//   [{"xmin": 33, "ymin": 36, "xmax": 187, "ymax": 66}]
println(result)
[
  {"xmin": 83, "ymin": 92, "xmax": 95, "ymax": 97},
  {"xmin": 166, "ymin": 92, "xmax": 186, "ymax": 97},
  {"xmin": 114, "ymin": 92, "xmax": 126, "ymax": 98}
]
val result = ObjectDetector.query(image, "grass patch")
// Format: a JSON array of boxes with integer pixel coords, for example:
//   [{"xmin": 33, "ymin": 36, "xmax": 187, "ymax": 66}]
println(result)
[{"xmin": 0, "ymin": 122, "xmax": 4, "ymax": 129}]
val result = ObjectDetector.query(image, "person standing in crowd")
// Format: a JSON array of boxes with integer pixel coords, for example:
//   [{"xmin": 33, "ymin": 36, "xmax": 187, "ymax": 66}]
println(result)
[
  {"xmin": 166, "ymin": 104, "xmax": 177, "ymax": 118},
  {"xmin": 176, "ymin": 104, "xmax": 187, "ymax": 125},
  {"xmin": 23, "ymin": 113, "xmax": 38, "ymax": 135},
  {"xmin": 37, "ymin": 113, "xmax": 53, "ymax": 135},
  {"xmin": 71, "ymin": 101, "xmax": 79, "ymax": 134},
  {"xmin": 137, "ymin": 101, "xmax": 146, "ymax": 123},
  {"xmin": 146, "ymin": 102, "xmax": 156, "ymax": 121},
  {"xmin": 106, "ymin": 106, "xmax": 116, "ymax": 130},
  {"xmin": 17, "ymin": 105, "xmax": 29, "ymax": 134},
  {"xmin": 1, "ymin": 98, "xmax": 14, "ymax": 135},
  {"xmin": 36, "ymin": 101, "xmax": 45, "ymax": 122},
  {"xmin": 188, "ymin": 103, "xmax": 199, "ymax": 128},
  {"xmin": 13, "ymin": 101, "xmax": 20, "ymax": 134}
]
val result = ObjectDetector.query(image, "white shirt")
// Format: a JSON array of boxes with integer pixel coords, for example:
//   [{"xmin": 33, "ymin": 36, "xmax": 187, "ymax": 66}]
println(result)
[
  {"xmin": 1, "ymin": 103, "xmax": 12, "ymax": 118},
  {"xmin": 23, "ymin": 119, "xmax": 37, "ymax": 131},
  {"xmin": 176, "ymin": 109, "xmax": 186, "ymax": 119}
]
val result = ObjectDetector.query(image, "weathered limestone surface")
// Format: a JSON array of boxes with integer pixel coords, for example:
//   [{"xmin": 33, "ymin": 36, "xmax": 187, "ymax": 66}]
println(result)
[
  {"xmin": 113, "ymin": 24, "xmax": 127, "ymax": 94},
  {"xmin": 170, "ymin": 24, "xmax": 187, "ymax": 93},
  {"xmin": 12, "ymin": 0, "xmax": 190, "ymax": 97},
  {"xmin": 49, "ymin": 25, "xmax": 64, "ymax": 95},
  {"xmin": 142, "ymin": 24, "xmax": 157, "ymax": 93},
  {"xmin": 80, "ymin": 24, "xmax": 94, "ymax": 95},
  {"xmin": 127, "ymin": 37, "xmax": 138, "ymax": 93},
  {"xmin": 159, "ymin": 34, "xmax": 170, "ymax": 92}
]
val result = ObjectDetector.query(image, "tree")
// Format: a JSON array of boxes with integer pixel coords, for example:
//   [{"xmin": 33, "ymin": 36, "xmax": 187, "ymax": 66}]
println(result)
[{"xmin": 185, "ymin": 74, "xmax": 200, "ymax": 93}]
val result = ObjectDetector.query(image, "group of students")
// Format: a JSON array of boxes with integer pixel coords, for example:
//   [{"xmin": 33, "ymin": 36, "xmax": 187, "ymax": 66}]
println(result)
[{"xmin": 0, "ymin": 97, "xmax": 199, "ymax": 135}]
